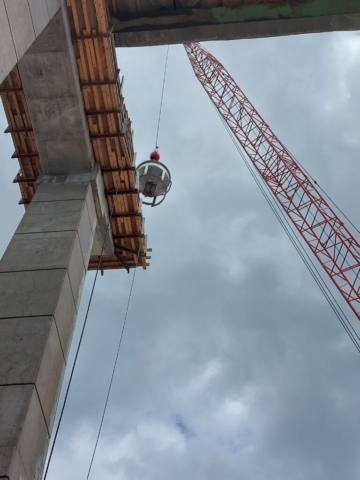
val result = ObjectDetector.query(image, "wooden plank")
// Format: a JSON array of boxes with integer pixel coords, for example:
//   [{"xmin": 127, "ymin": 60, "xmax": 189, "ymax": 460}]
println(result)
[
  {"xmin": 93, "ymin": 39, "xmax": 105, "ymax": 82},
  {"xmin": 78, "ymin": 40, "xmax": 90, "ymax": 81},
  {"xmin": 88, "ymin": 38, "xmax": 100, "ymax": 79},
  {"xmin": 94, "ymin": 0, "xmax": 107, "ymax": 33},
  {"xmin": 103, "ymin": 40, "xmax": 115, "ymax": 83},
  {"xmin": 84, "ymin": 39, "xmax": 96, "ymax": 81},
  {"xmin": 81, "ymin": 0, "xmax": 92, "ymax": 35},
  {"xmin": 111, "ymin": 0, "xmax": 118, "ymax": 14},
  {"xmin": 69, "ymin": 0, "xmax": 81, "ymax": 36}
]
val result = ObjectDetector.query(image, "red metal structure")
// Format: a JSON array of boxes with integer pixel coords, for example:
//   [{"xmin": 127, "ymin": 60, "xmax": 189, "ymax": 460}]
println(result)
[{"xmin": 185, "ymin": 42, "xmax": 360, "ymax": 320}]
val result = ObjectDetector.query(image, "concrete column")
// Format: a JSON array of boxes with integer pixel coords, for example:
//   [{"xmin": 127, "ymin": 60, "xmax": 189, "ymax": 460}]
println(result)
[
  {"xmin": 0, "ymin": 171, "xmax": 98, "ymax": 480},
  {"xmin": 0, "ymin": 0, "xmax": 62, "ymax": 84},
  {"xmin": 18, "ymin": 5, "xmax": 95, "ymax": 176}
]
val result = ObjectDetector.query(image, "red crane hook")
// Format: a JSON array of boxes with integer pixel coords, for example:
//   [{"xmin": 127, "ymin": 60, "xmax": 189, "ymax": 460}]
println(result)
[{"xmin": 150, "ymin": 149, "xmax": 160, "ymax": 161}]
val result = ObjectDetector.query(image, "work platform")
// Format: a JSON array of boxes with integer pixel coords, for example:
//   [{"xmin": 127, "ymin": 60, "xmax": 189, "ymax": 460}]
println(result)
[{"xmin": 0, "ymin": 0, "xmax": 148, "ymax": 272}]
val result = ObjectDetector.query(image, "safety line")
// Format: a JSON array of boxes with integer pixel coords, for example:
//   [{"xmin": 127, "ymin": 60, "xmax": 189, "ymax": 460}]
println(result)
[
  {"xmin": 43, "ymin": 164, "xmax": 127, "ymax": 480},
  {"xmin": 155, "ymin": 45, "xmax": 170, "ymax": 149},
  {"xmin": 87, "ymin": 246, "xmax": 140, "ymax": 479}
]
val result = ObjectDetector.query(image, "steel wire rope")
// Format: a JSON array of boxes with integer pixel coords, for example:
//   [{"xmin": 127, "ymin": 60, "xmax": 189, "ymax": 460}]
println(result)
[
  {"xmin": 218, "ymin": 110, "xmax": 360, "ymax": 350},
  {"xmin": 256, "ymin": 117, "xmax": 360, "ymax": 323},
  {"xmin": 317, "ymin": 183, "xmax": 360, "ymax": 236},
  {"xmin": 226, "ymin": 130, "xmax": 360, "ymax": 350},
  {"xmin": 155, "ymin": 45, "xmax": 170, "ymax": 149},
  {"xmin": 86, "ymin": 246, "xmax": 140, "ymax": 479},
  {"xmin": 43, "ymin": 164, "xmax": 128, "ymax": 480},
  {"xmin": 272, "ymin": 140, "xmax": 360, "ymax": 275},
  {"xmin": 216, "ymin": 108, "xmax": 360, "ymax": 350},
  {"xmin": 255, "ymin": 136, "xmax": 359, "ymax": 273},
  {"xmin": 212, "ymin": 105, "xmax": 360, "ymax": 352},
  {"xmin": 287, "ymin": 153, "xmax": 360, "ymax": 237},
  {"xmin": 255, "ymin": 115, "xmax": 360, "ymax": 237}
]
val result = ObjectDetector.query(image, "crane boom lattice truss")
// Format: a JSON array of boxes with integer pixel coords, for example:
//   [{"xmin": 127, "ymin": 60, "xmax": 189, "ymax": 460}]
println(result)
[{"xmin": 185, "ymin": 42, "xmax": 360, "ymax": 320}]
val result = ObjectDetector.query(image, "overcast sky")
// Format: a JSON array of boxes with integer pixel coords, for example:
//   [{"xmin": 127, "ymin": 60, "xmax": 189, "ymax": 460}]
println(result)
[{"xmin": 2, "ymin": 30, "xmax": 360, "ymax": 480}]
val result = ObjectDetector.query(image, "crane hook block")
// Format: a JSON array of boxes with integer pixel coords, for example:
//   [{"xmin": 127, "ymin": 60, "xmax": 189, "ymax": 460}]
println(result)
[
  {"xmin": 150, "ymin": 150, "xmax": 160, "ymax": 161},
  {"xmin": 136, "ymin": 153, "xmax": 172, "ymax": 207}
]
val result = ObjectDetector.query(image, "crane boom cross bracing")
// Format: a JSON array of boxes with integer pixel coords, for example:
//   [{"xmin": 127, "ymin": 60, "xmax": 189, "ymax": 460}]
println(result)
[{"xmin": 185, "ymin": 42, "xmax": 360, "ymax": 320}]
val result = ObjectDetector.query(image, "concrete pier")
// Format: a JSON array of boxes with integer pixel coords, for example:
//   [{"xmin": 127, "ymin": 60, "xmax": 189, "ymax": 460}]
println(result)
[
  {"xmin": 0, "ymin": 172, "xmax": 98, "ymax": 479},
  {"xmin": 18, "ymin": 5, "xmax": 95, "ymax": 177}
]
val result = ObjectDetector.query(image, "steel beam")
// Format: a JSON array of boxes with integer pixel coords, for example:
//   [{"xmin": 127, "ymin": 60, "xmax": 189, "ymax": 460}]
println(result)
[{"xmin": 111, "ymin": 0, "xmax": 360, "ymax": 47}]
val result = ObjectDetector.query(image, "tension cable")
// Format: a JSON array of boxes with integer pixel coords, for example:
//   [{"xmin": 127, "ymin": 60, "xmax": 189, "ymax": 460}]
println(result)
[
  {"xmin": 43, "ymin": 164, "xmax": 132, "ymax": 479},
  {"xmin": 213, "ymin": 105, "xmax": 360, "ymax": 353},
  {"xmin": 86, "ymin": 247, "xmax": 140, "ymax": 479}
]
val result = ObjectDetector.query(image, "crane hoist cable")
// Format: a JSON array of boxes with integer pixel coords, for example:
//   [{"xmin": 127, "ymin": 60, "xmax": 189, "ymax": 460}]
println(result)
[
  {"xmin": 85, "ymin": 48, "xmax": 172, "ymax": 475},
  {"xmin": 86, "ymin": 50, "xmax": 172, "ymax": 476},
  {"xmin": 42, "ymin": 165, "xmax": 138, "ymax": 480},
  {"xmin": 155, "ymin": 45, "xmax": 170, "ymax": 150},
  {"xmin": 85, "ymin": 50, "xmax": 174, "ymax": 474}
]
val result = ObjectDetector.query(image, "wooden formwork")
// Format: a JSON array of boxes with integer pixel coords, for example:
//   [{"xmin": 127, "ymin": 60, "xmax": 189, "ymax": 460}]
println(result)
[{"xmin": 0, "ymin": 0, "xmax": 148, "ymax": 272}]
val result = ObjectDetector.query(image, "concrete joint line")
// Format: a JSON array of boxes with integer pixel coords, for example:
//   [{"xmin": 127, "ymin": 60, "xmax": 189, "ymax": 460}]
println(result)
[
  {"xmin": 0, "ymin": 267, "xmax": 69, "ymax": 274},
  {"xmin": 26, "ymin": 0, "xmax": 36, "ymax": 39},
  {"xmin": 31, "ymin": 199, "xmax": 87, "ymax": 203},
  {"xmin": 0, "ymin": 314, "xmax": 54, "ymax": 320},
  {"xmin": 0, "ymin": 268, "xmax": 83, "ymax": 316},
  {"xmin": 64, "ymin": 266, "xmax": 80, "ymax": 317},
  {"xmin": 0, "ymin": 382, "xmax": 36, "ymax": 387},
  {"xmin": 0, "ymin": 313, "xmax": 67, "ymax": 365},
  {"xmin": 2, "ymin": 1, "xmax": 16, "ymax": 59},
  {"xmin": 34, "ymin": 381, "xmax": 51, "ymax": 437},
  {"xmin": 0, "ymin": 381, "xmax": 50, "ymax": 437},
  {"xmin": 15, "ymin": 229, "xmax": 80, "ymax": 234},
  {"xmin": 76, "ymin": 229, "xmax": 87, "ymax": 270},
  {"xmin": 50, "ymin": 314, "xmax": 67, "ymax": 366}
]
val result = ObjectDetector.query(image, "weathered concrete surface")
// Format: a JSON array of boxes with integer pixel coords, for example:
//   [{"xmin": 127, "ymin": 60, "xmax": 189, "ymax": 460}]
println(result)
[
  {"xmin": 0, "ymin": 173, "xmax": 97, "ymax": 480},
  {"xmin": 112, "ymin": 1, "xmax": 360, "ymax": 47},
  {"xmin": 17, "ymin": 2, "xmax": 113, "ymax": 255},
  {"xmin": 35, "ymin": 167, "xmax": 114, "ymax": 257},
  {"xmin": 18, "ymin": 5, "xmax": 94, "ymax": 176},
  {"xmin": 0, "ymin": 0, "xmax": 61, "ymax": 84},
  {"xmin": 0, "ymin": 385, "xmax": 49, "ymax": 480}
]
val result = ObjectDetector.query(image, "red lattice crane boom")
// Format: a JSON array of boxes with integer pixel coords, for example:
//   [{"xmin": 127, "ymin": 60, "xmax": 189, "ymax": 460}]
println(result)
[{"xmin": 185, "ymin": 42, "xmax": 360, "ymax": 320}]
